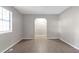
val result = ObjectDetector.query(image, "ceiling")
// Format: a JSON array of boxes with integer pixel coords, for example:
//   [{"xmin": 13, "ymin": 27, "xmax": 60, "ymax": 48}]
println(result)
[{"xmin": 14, "ymin": 6, "xmax": 70, "ymax": 14}]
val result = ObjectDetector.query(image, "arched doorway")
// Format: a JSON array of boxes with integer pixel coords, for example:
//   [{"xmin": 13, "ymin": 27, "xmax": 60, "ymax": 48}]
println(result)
[{"xmin": 34, "ymin": 18, "xmax": 47, "ymax": 39}]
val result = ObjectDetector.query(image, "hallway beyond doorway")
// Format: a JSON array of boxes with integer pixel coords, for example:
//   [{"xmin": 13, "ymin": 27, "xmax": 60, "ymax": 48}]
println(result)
[{"xmin": 34, "ymin": 18, "xmax": 47, "ymax": 39}]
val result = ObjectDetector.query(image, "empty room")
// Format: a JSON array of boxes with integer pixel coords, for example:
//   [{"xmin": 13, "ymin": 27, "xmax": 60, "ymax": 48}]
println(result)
[{"xmin": 0, "ymin": 6, "xmax": 79, "ymax": 53}]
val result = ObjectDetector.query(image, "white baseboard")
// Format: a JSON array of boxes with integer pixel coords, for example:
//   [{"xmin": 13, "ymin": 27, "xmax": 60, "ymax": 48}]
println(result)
[
  {"xmin": 1, "ymin": 39, "xmax": 22, "ymax": 53},
  {"xmin": 48, "ymin": 37, "xmax": 59, "ymax": 39},
  {"xmin": 23, "ymin": 37, "xmax": 59, "ymax": 40},
  {"xmin": 22, "ymin": 38, "xmax": 33, "ymax": 39},
  {"xmin": 60, "ymin": 38, "xmax": 79, "ymax": 50}
]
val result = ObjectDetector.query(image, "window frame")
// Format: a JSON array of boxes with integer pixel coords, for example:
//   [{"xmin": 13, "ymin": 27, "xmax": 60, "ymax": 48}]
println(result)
[{"xmin": 0, "ymin": 7, "xmax": 12, "ymax": 34}]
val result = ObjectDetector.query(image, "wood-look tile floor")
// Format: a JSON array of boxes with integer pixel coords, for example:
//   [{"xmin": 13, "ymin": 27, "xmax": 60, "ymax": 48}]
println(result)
[{"xmin": 5, "ymin": 39, "xmax": 79, "ymax": 53}]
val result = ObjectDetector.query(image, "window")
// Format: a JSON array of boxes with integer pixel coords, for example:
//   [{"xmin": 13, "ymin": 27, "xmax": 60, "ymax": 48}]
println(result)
[{"xmin": 0, "ymin": 7, "xmax": 12, "ymax": 33}]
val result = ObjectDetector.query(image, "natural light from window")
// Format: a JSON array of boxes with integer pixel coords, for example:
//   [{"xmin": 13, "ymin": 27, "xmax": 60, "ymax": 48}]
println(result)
[{"xmin": 0, "ymin": 7, "xmax": 12, "ymax": 33}]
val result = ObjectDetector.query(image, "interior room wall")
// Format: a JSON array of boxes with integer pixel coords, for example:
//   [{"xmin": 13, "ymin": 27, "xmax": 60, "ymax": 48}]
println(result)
[
  {"xmin": 0, "ymin": 6, "xmax": 23, "ymax": 52},
  {"xmin": 59, "ymin": 6, "xmax": 79, "ymax": 49},
  {"xmin": 23, "ymin": 14, "xmax": 59, "ymax": 39},
  {"xmin": 1, "ymin": 6, "xmax": 79, "ymax": 52}
]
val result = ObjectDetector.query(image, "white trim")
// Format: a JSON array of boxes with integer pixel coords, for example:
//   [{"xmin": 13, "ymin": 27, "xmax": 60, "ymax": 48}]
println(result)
[
  {"xmin": 48, "ymin": 37, "xmax": 59, "ymax": 39},
  {"xmin": 23, "ymin": 37, "xmax": 59, "ymax": 39},
  {"xmin": 60, "ymin": 38, "xmax": 79, "ymax": 50},
  {"xmin": 22, "ymin": 38, "xmax": 33, "ymax": 39},
  {"xmin": 0, "ymin": 31, "xmax": 12, "ymax": 35},
  {"xmin": 1, "ymin": 39, "xmax": 22, "ymax": 53}
]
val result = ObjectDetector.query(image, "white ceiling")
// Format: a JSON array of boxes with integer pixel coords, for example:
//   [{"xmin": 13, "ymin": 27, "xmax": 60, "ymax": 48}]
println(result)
[{"xmin": 14, "ymin": 6, "xmax": 70, "ymax": 14}]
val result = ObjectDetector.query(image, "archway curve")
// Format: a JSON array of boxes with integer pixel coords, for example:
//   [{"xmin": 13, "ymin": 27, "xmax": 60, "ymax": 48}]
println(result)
[{"xmin": 34, "ymin": 18, "xmax": 47, "ymax": 39}]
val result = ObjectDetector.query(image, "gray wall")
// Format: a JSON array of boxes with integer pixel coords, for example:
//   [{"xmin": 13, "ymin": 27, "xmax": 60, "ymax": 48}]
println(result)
[
  {"xmin": 59, "ymin": 6, "xmax": 79, "ymax": 49},
  {"xmin": 2, "ymin": 6, "xmax": 79, "ymax": 52},
  {"xmin": 23, "ymin": 14, "xmax": 59, "ymax": 39},
  {"xmin": 0, "ymin": 6, "xmax": 23, "ymax": 52}
]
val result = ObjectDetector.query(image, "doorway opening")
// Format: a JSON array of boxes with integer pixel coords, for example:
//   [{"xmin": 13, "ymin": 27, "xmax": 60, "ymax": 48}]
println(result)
[{"xmin": 34, "ymin": 18, "xmax": 47, "ymax": 39}]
